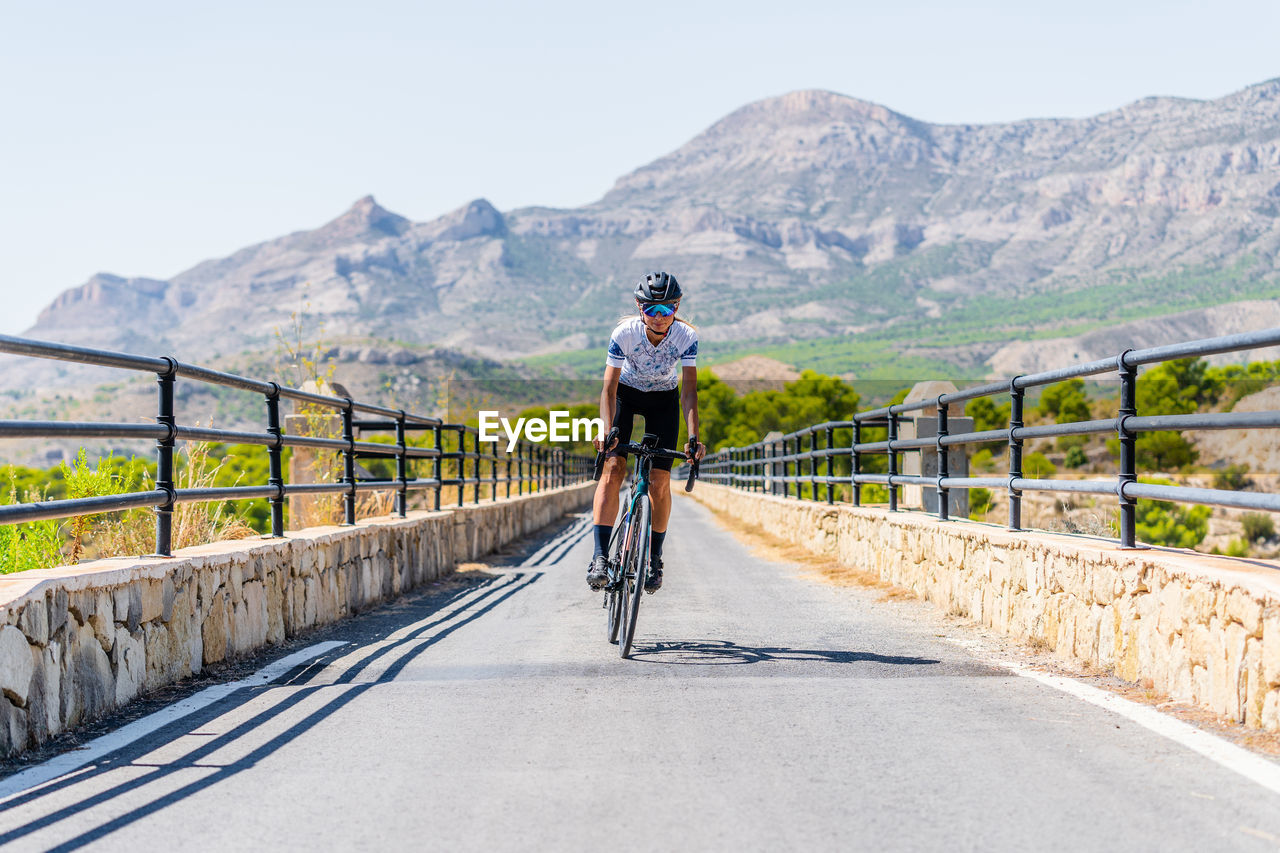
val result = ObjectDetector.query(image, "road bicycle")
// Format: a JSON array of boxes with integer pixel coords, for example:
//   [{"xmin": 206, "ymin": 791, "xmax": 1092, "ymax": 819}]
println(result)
[{"xmin": 592, "ymin": 432, "xmax": 699, "ymax": 658}]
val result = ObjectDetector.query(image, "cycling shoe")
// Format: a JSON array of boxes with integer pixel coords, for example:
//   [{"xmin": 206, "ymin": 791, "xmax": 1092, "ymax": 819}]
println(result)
[{"xmin": 587, "ymin": 555, "xmax": 611, "ymax": 591}]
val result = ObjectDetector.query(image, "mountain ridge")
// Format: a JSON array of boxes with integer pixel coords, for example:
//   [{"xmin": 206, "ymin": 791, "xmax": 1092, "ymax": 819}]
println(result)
[{"xmin": 15, "ymin": 77, "xmax": 1280, "ymax": 398}]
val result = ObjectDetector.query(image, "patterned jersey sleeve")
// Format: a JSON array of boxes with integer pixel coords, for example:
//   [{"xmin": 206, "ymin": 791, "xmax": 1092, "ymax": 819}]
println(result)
[
  {"xmin": 679, "ymin": 325, "xmax": 698, "ymax": 367},
  {"xmin": 605, "ymin": 323, "xmax": 627, "ymax": 369}
]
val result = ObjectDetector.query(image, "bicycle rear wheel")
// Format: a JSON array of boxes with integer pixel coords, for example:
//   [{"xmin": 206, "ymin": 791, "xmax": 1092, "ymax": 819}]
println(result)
[{"xmin": 620, "ymin": 495, "xmax": 650, "ymax": 659}]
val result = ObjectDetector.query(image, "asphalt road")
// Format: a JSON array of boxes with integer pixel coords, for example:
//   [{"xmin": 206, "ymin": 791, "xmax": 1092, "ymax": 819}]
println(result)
[{"xmin": 4, "ymin": 496, "xmax": 1280, "ymax": 851}]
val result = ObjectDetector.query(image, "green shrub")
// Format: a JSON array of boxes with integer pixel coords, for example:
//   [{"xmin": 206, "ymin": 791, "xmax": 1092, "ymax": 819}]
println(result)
[
  {"xmin": 1129, "ymin": 478, "xmax": 1211, "ymax": 549},
  {"xmin": 970, "ymin": 448, "xmax": 998, "ymax": 472},
  {"xmin": 1213, "ymin": 464, "xmax": 1252, "ymax": 491},
  {"xmin": 1038, "ymin": 379, "xmax": 1091, "ymax": 423},
  {"xmin": 1217, "ymin": 538, "xmax": 1250, "ymax": 558},
  {"xmin": 1064, "ymin": 445, "xmax": 1088, "ymax": 469},
  {"xmin": 860, "ymin": 484, "xmax": 890, "ymax": 504},
  {"xmin": 0, "ymin": 469, "xmax": 64, "ymax": 573},
  {"xmin": 969, "ymin": 487, "xmax": 993, "ymax": 519},
  {"xmin": 1021, "ymin": 451, "xmax": 1057, "ymax": 479},
  {"xmin": 1241, "ymin": 512, "xmax": 1276, "ymax": 543}
]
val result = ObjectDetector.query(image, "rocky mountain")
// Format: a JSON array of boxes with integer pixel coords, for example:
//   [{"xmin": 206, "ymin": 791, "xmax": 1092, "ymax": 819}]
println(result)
[{"xmin": 14, "ymin": 79, "xmax": 1280, "ymax": 394}]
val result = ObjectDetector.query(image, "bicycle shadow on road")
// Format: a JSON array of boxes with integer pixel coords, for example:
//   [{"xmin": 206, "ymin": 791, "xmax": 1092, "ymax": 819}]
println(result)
[{"xmin": 627, "ymin": 639, "xmax": 941, "ymax": 667}]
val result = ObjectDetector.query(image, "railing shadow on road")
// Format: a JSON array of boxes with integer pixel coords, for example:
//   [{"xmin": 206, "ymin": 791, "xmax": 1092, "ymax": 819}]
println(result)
[
  {"xmin": 627, "ymin": 639, "xmax": 941, "ymax": 667},
  {"xmin": 0, "ymin": 567, "xmax": 545, "ymax": 851}
]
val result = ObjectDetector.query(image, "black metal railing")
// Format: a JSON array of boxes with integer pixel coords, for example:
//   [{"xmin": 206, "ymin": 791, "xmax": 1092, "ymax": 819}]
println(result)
[
  {"xmin": 0, "ymin": 335, "xmax": 593, "ymax": 557},
  {"xmin": 684, "ymin": 328, "xmax": 1280, "ymax": 549}
]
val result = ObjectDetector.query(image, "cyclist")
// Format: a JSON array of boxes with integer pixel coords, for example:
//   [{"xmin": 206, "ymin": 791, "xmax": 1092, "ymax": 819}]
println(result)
[{"xmin": 587, "ymin": 271, "xmax": 705, "ymax": 593}]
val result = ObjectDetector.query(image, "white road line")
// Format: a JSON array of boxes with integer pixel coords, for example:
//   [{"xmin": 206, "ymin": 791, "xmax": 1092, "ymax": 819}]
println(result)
[
  {"xmin": 949, "ymin": 638, "xmax": 1280, "ymax": 797},
  {"xmin": 0, "ymin": 640, "xmax": 346, "ymax": 804}
]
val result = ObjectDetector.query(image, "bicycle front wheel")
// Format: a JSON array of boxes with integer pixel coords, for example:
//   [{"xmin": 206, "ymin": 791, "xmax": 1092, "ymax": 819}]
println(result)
[
  {"xmin": 620, "ymin": 495, "xmax": 650, "ymax": 659},
  {"xmin": 606, "ymin": 512, "xmax": 628, "ymax": 644}
]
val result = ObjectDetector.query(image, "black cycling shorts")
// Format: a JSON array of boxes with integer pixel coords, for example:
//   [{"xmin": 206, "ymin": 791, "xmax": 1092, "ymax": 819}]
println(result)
[{"xmin": 607, "ymin": 382, "xmax": 681, "ymax": 471}]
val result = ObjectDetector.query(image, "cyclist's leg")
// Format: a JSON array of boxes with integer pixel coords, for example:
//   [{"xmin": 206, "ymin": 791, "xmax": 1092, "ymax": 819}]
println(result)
[
  {"xmin": 594, "ymin": 457, "xmax": 627, "ymax": 532},
  {"xmin": 593, "ymin": 385, "xmax": 637, "ymax": 553},
  {"xmin": 645, "ymin": 385, "xmax": 681, "ymax": 540},
  {"xmin": 644, "ymin": 387, "xmax": 680, "ymax": 591},
  {"xmin": 649, "ymin": 469, "xmax": 671, "ymax": 535}
]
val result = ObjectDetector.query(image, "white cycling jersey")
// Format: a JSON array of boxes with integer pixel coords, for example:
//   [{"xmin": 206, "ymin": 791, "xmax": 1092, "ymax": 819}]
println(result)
[{"xmin": 605, "ymin": 317, "xmax": 698, "ymax": 392}]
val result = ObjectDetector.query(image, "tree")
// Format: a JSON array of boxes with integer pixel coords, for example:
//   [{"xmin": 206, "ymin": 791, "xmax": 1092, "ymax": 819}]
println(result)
[
  {"xmin": 965, "ymin": 396, "xmax": 1011, "ymax": 433},
  {"xmin": 1021, "ymin": 451, "xmax": 1057, "ymax": 479},
  {"xmin": 1038, "ymin": 379, "xmax": 1090, "ymax": 423},
  {"xmin": 1131, "ymin": 478, "xmax": 1211, "ymax": 549},
  {"xmin": 1106, "ymin": 357, "xmax": 1208, "ymax": 472},
  {"xmin": 1064, "ymin": 445, "xmax": 1088, "ymax": 469}
]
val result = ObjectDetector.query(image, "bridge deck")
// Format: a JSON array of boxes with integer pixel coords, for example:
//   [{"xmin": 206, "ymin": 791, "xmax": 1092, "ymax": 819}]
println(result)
[{"xmin": 2, "ymin": 499, "xmax": 1280, "ymax": 850}]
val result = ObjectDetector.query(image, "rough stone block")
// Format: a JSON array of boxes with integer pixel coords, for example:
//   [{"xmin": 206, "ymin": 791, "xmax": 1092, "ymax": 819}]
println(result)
[
  {"xmin": 18, "ymin": 600, "xmax": 49, "ymax": 646},
  {"xmin": 0, "ymin": 697, "xmax": 28, "ymax": 757},
  {"xmin": 29, "ymin": 644, "xmax": 61, "ymax": 739},
  {"xmin": 60, "ymin": 622, "xmax": 113, "ymax": 729},
  {"xmin": 114, "ymin": 627, "xmax": 145, "ymax": 705},
  {"xmin": 140, "ymin": 579, "xmax": 164, "ymax": 624},
  {"xmin": 50, "ymin": 588, "xmax": 69, "ymax": 636},
  {"xmin": 0, "ymin": 626, "xmax": 35, "ymax": 706},
  {"xmin": 202, "ymin": 591, "xmax": 230, "ymax": 665},
  {"xmin": 1227, "ymin": 589, "xmax": 1263, "ymax": 638}
]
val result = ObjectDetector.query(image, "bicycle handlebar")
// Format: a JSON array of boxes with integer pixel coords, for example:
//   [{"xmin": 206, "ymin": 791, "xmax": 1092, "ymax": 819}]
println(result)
[{"xmin": 591, "ymin": 430, "xmax": 701, "ymax": 492}]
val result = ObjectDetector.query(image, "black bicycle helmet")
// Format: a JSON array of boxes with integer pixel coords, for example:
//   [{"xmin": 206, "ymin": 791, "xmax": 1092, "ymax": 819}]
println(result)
[{"xmin": 633, "ymin": 271, "xmax": 682, "ymax": 304}]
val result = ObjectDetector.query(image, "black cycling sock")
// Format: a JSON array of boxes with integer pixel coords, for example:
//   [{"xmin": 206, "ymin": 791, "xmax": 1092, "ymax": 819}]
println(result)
[
  {"xmin": 593, "ymin": 524, "xmax": 612, "ymax": 558},
  {"xmin": 650, "ymin": 530, "xmax": 666, "ymax": 567}
]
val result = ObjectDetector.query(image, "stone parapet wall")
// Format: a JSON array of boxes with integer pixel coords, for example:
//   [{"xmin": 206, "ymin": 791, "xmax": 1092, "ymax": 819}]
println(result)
[
  {"xmin": 687, "ymin": 484, "xmax": 1280, "ymax": 731},
  {"xmin": 0, "ymin": 483, "xmax": 594, "ymax": 756}
]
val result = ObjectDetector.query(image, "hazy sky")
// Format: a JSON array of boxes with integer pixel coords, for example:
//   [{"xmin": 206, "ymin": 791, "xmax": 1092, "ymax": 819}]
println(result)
[{"xmin": 2, "ymin": 0, "xmax": 1277, "ymax": 334}]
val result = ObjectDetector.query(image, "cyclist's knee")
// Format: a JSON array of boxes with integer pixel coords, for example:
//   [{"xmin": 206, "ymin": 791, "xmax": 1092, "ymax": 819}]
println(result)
[
  {"xmin": 602, "ymin": 457, "xmax": 627, "ymax": 482},
  {"xmin": 650, "ymin": 470, "xmax": 671, "ymax": 494}
]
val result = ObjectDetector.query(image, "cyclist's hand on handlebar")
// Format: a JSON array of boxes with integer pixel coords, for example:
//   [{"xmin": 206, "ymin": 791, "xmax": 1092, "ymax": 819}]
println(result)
[
  {"xmin": 684, "ymin": 437, "xmax": 705, "ymax": 461},
  {"xmin": 594, "ymin": 427, "xmax": 620, "ymax": 454}
]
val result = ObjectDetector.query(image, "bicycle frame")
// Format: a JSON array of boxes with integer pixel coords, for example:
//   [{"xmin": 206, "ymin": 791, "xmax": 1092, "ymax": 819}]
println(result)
[{"xmin": 606, "ymin": 454, "xmax": 655, "ymax": 589}]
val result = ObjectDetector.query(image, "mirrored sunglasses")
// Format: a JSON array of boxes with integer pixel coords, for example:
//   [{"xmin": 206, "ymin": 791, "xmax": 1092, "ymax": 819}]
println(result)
[{"xmin": 641, "ymin": 302, "xmax": 676, "ymax": 318}]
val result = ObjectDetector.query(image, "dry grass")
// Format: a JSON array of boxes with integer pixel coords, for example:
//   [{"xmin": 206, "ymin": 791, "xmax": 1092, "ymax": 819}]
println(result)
[
  {"xmin": 701, "ymin": 504, "xmax": 916, "ymax": 602},
  {"xmin": 1101, "ymin": 680, "xmax": 1280, "ymax": 756}
]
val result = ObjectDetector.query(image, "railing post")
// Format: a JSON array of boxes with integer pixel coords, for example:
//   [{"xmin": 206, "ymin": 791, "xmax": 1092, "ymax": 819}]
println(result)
[
  {"xmin": 517, "ymin": 440, "xmax": 525, "ymax": 495},
  {"xmin": 809, "ymin": 430, "xmax": 818, "ymax": 501},
  {"xmin": 1008, "ymin": 379, "xmax": 1024, "ymax": 532},
  {"xmin": 887, "ymin": 411, "xmax": 898, "ymax": 512},
  {"xmin": 782, "ymin": 438, "xmax": 791, "ymax": 498},
  {"xmin": 825, "ymin": 427, "xmax": 834, "ymax": 505},
  {"xmin": 265, "ymin": 384, "xmax": 285, "ymax": 537},
  {"xmin": 771, "ymin": 439, "xmax": 780, "ymax": 496},
  {"xmin": 852, "ymin": 420, "xmax": 861, "ymax": 507},
  {"xmin": 154, "ymin": 358, "xmax": 177, "ymax": 557},
  {"xmin": 936, "ymin": 397, "xmax": 949, "ymax": 521},
  {"xmin": 432, "ymin": 424, "xmax": 443, "ymax": 511},
  {"xmin": 395, "ymin": 411, "xmax": 408, "ymax": 518},
  {"xmin": 1118, "ymin": 353, "xmax": 1138, "ymax": 548},
  {"xmin": 457, "ymin": 426, "xmax": 466, "ymax": 507},
  {"xmin": 341, "ymin": 401, "xmax": 356, "ymax": 525},
  {"xmin": 505, "ymin": 445, "xmax": 513, "ymax": 498},
  {"xmin": 471, "ymin": 430, "xmax": 480, "ymax": 504}
]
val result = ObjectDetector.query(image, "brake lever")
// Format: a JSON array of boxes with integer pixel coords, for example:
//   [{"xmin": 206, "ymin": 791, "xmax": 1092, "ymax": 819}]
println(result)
[{"xmin": 683, "ymin": 438, "xmax": 701, "ymax": 492}]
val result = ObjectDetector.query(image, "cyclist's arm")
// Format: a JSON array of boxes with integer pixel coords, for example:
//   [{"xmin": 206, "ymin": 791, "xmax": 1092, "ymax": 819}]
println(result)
[
  {"xmin": 680, "ymin": 365, "xmax": 704, "ymax": 459},
  {"xmin": 597, "ymin": 365, "xmax": 621, "ymax": 451}
]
